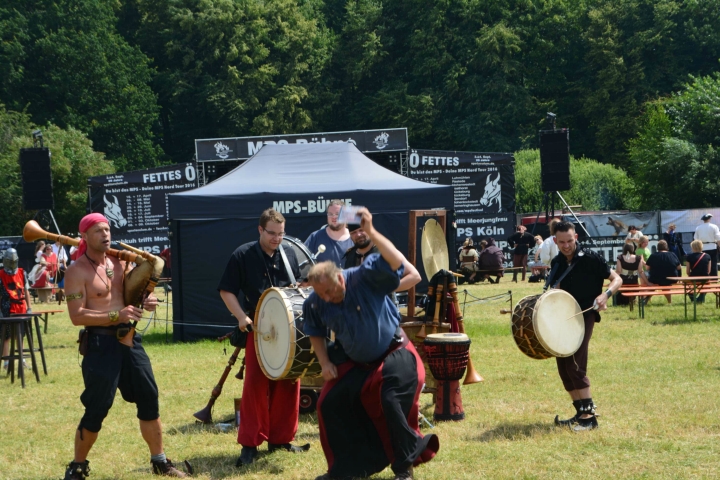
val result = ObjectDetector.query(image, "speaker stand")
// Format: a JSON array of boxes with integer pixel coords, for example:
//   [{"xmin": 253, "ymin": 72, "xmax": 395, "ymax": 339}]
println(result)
[{"xmin": 552, "ymin": 192, "xmax": 596, "ymax": 246}]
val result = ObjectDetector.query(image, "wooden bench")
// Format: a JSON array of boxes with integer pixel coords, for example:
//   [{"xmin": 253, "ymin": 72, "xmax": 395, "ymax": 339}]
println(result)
[
  {"xmin": 472, "ymin": 267, "xmax": 524, "ymax": 283},
  {"xmin": 618, "ymin": 284, "xmax": 720, "ymax": 318}
]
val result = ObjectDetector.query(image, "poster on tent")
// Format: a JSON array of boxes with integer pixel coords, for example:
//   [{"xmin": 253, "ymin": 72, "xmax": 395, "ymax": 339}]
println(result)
[
  {"xmin": 407, "ymin": 149, "xmax": 515, "ymax": 256},
  {"xmin": 88, "ymin": 163, "xmax": 199, "ymax": 254}
]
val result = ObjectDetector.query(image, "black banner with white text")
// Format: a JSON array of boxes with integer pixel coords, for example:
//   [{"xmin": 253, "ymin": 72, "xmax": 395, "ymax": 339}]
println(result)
[{"xmin": 88, "ymin": 163, "xmax": 198, "ymax": 254}]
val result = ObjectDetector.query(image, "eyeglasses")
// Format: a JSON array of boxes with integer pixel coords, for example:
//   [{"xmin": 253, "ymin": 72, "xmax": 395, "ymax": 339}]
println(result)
[
  {"xmin": 327, "ymin": 213, "xmax": 340, "ymax": 218},
  {"xmin": 262, "ymin": 228, "xmax": 285, "ymax": 239}
]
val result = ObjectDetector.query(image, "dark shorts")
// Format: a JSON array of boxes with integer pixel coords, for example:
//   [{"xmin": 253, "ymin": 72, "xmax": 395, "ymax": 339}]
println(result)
[{"xmin": 79, "ymin": 332, "xmax": 159, "ymax": 432}]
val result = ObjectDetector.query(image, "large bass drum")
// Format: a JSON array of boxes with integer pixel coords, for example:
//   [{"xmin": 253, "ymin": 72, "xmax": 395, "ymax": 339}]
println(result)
[
  {"xmin": 255, "ymin": 287, "xmax": 322, "ymax": 380},
  {"xmin": 282, "ymin": 235, "xmax": 315, "ymax": 281},
  {"xmin": 511, "ymin": 289, "xmax": 584, "ymax": 360}
]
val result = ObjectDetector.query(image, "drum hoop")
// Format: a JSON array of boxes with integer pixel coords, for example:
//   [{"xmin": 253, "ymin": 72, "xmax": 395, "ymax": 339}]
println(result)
[
  {"xmin": 255, "ymin": 287, "xmax": 297, "ymax": 380},
  {"xmin": 532, "ymin": 290, "xmax": 583, "ymax": 357}
]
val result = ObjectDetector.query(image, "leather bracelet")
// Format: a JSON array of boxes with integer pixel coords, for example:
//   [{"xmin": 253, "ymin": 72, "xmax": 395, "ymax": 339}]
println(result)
[
  {"xmin": 108, "ymin": 311, "xmax": 119, "ymax": 322},
  {"xmin": 605, "ymin": 289, "xmax": 613, "ymax": 299}
]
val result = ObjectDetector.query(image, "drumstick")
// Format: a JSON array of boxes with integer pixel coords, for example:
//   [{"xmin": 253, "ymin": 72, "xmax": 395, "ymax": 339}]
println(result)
[{"xmin": 561, "ymin": 306, "xmax": 595, "ymax": 322}]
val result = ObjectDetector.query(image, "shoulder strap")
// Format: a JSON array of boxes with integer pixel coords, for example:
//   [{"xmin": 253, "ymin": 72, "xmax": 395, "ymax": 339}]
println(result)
[
  {"xmin": 278, "ymin": 245, "xmax": 297, "ymax": 286},
  {"xmin": 544, "ymin": 252, "xmax": 580, "ymax": 291},
  {"xmin": 691, "ymin": 252, "xmax": 706, "ymax": 270}
]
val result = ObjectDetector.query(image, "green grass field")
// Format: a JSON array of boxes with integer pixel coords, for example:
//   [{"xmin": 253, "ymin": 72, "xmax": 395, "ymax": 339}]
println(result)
[{"xmin": 1, "ymin": 282, "xmax": 719, "ymax": 480}]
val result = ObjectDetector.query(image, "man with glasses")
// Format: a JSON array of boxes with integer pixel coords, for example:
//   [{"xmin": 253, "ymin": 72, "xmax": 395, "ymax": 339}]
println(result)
[
  {"xmin": 218, "ymin": 208, "xmax": 309, "ymax": 467},
  {"xmin": 305, "ymin": 199, "xmax": 354, "ymax": 267}
]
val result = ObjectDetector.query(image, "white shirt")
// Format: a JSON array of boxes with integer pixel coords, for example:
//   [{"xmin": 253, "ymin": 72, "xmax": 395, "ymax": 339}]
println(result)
[
  {"xmin": 538, "ymin": 236, "xmax": 559, "ymax": 266},
  {"xmin": 626, "ymin": 231, "xmax": 642, "ymax": 245},
  {"xmin": 694, "ymin": 222, "xmax": 720, "ymax": 250}
]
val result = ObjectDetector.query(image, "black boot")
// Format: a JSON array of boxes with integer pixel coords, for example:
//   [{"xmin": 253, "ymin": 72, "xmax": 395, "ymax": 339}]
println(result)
[
  {"xmin": 63, "ymin": 460, "xmax": 90, "ymax": 480},
  {"xmin": 554, "ymin": 400, "xmax": 582, "ymax": 427},
  {"xmin": 572, "ymin": 398, "xmax": 599, "ymax": 432},
  {"xmin": 235, "ymin": 446, "xmax": 258, "ymax": 467}
]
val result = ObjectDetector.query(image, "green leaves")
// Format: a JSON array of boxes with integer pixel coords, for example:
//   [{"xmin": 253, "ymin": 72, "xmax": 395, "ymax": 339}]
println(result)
[
  {"xmin": 0, "ymin": 105, "xmax": 113, "ymax": 236},
  {"xmin": 628, "ymin": 73, "xmax": 720, "ymax": 209}
]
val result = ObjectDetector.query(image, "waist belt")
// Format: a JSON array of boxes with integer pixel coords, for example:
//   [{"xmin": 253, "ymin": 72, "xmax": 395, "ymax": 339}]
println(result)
[{"xmin": 87, "ymin": 324, "xmax": 132, "ymax": 336}]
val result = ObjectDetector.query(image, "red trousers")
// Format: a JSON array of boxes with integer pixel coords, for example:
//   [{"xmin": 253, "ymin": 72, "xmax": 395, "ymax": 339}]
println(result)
[{"xmin": 237, "ymin": 331, "xmax": 300, "ymax": 447}]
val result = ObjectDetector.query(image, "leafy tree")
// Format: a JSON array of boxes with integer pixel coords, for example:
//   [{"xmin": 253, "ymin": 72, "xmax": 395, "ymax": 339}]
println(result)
[
  {"xmin": 628, "ymin": 74, "xmax": 720, "ymax": 209},
  {"xmin": 0, "ymin": 105, "xmax": 113, "ymax": 237},
  {"xmin": 123, "ymin": 0, "xmax": 334, "ymax": 164},
  {"xmin": 515, "ymin": 149, "xmax": 639, "ymax": 214},
  {"xmin": 0, "ymin": 0, "xmax": 162, "ymax": 171}
]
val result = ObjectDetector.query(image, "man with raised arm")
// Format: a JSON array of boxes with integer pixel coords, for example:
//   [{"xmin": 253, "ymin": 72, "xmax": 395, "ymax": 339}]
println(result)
[{"xmin": 304, "ymin": 208, "xmax": 438, "ymax": 480}]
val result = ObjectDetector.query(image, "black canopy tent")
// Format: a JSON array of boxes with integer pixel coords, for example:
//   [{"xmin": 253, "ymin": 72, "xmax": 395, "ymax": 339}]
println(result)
[{"xmin": 168, "ymin": 142, "xmax": 453, "ymax": 342}]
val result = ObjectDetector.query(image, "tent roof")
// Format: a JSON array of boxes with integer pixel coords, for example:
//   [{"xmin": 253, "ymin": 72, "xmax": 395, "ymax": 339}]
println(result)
[{"xmin": 176, "ymin": 142, "xmax": 449, "ymax": 197}]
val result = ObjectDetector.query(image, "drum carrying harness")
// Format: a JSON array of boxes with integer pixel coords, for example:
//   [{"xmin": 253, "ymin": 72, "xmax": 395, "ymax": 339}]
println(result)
[{"xmin": 543, "ymin": 250, "xmax": 581, "ymax": 292}]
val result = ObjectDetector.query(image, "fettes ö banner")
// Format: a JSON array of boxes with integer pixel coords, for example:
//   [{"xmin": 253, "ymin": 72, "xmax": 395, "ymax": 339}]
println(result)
[
  {"xmin": 408, "ymin": 149, "xmax": 516, "ymax": 261},
  {"xmin": 88, "ymin": 163, "xmax": 199, "ymax": 254}
]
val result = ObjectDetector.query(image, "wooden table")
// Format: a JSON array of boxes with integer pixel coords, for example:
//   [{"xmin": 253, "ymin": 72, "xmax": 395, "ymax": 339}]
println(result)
[
  {"xmin": 666, "ymin": 276, "xmax": 719, "ymax": 321},
  {"xmin": 32, "ymin": 309, "xmax": 65, "ymax": 333}
]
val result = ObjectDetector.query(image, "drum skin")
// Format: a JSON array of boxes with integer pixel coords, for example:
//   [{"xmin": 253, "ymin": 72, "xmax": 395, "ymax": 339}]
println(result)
[
  {"xmin": 255, "ymin": 287, "xmax": 322, "ymax": 380},
  {"xmin": 511, "ymin": 289, "xmax": 584, "ymax": 359}
]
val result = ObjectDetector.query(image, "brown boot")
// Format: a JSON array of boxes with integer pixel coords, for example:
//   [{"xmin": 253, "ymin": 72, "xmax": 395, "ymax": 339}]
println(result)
[{"xmin": 151, "ymin": 458, "xmax": 188, "ymax": 477}]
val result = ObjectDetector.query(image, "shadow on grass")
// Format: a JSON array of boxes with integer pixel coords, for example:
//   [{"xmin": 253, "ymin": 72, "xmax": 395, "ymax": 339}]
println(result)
[
  {"xmin": 650, "ymin": 316, "xmax": 718, "ymax": 326},
  {"xmin": 130, "ymin": 452, "xmax": 288, "ymax": 479},
  {"xmin": 473, "ymin": 421, "xmax": 556, "ymax": 442}
]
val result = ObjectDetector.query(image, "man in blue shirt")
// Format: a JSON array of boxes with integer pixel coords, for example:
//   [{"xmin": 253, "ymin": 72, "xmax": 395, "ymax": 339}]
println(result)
[
  {"xmin": 304, "ymin": 200, "xmax": 354, "ymax": 267},
  {"xmin": 303, "ymin": 208, "xmax": 438, "ymax": 480}
]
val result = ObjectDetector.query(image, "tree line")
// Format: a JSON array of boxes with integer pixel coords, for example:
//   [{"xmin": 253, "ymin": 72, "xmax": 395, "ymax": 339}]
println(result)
[{"xmin": 1, "ymin": 0, "xmax": 719, "ymax": 234}]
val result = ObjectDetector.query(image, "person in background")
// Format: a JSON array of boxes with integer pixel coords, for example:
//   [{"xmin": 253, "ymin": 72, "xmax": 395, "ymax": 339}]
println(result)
[
  {"xmin": 626, "ymin": 225, "xmax": 642, "ymax": 248},
  {"xmin": 305, "ymin": 200, "xmax": 354, "ymax": 267},
  {"xmin": 615, "ymin": 243, "xmax": 643, "ymax": 306},
  {"xmin": 641, "ymin": 240, "xmax": 681, "ymax": 304},
  {"xmin": 694, "ymin": 213, "xmax": 720, "ymax": 276},
  {"xmin": 663, "ymin": 223, "xmax": 685, "ymax": 263},
  {"xmin": 537, "ymin": 219, "xmax": 561, "ymax": 266},
  {"xmin": 507, "ymin": 225, "xmax": 535, "ymax": 281},
  {"xmin": 459, "ymin": 238, "xmax": 480, "ymax": 283},
  {"xmin": 53, "ymin": 239, "xmax": 69, "ymax": 288},
  {"xmin": 685, "ymin": 240, "xmax": 712, "ymax": 304},
  {"xmin": 478, "ymin": 237, "xmax": 504, "ymax": 283},
  {"xmin": 0, "ymin": 248, "xmax": 32, "ymax": 371},
  {"xmin": 635, "ymin": 236, "xmax": 651, "ymax": 263}
]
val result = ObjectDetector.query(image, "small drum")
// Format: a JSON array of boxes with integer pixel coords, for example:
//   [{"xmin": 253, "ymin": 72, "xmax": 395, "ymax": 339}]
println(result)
[
  {"xmin": 511, "ymin": 289, "xmax": 584, "ymax": 360},
  {"xmin": 255, "ymin": 287, "xmax": 322, "ymax": 380},
  {"xmin": 422, "ymin": 333, "xmax": 471, "ymax": 381}
]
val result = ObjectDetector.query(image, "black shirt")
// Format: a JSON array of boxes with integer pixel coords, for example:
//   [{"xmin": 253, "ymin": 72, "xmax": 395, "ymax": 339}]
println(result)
[
  {"xmin": 550, "ymin": 244, "xmax": 611, "ymax": 313},
  {"xmin": 343, "ymin": 244, "xmax": 379, "ymax": 269},
  {"xmin": 646, "ymin": 251, "xmax": 681, "ymax": 285},
  {"xmin": 685, "ymin": 251, "xmax": 711, "ymax": 277},
  {"xmin": 217, "ymin": 241, "xmax": 301, "ymax": 315},
  {"xmin": 508, "ymin": 232, "xmax": 535, "ymax": 255}
]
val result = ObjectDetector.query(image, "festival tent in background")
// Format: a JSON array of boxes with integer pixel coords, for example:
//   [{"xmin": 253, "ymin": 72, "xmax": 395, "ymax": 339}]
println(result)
[{"xmin": 168, "ymin": 142, "xmax": 454, "ymax": 341}]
